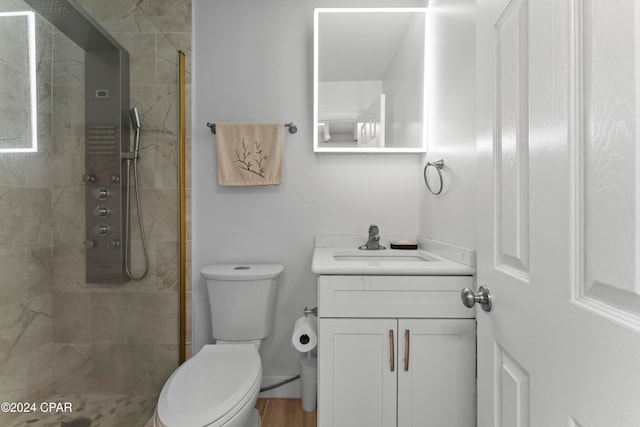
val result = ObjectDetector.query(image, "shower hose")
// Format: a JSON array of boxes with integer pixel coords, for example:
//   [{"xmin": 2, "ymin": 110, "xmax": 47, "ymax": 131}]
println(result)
[{"xmin": 124, "ymin": 155, "xmax": 149, "ymax": 280}]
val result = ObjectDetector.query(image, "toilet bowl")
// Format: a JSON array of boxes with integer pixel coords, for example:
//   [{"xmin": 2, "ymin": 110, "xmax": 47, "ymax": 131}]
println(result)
[
  {"xmin": 154, "ymin": 344, "xmax": 261, "ymax": 427},
  {"xmin": 154, "ymin": 263, "xmax": 283, "ymax": 427}
]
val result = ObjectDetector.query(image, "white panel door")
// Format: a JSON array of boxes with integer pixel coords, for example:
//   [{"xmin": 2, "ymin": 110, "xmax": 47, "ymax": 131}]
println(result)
[
  {"xmin": 477, "ymin": 0, "xmax": 640, "ymax": 425},
  {"xmin": 397, "ymin": 319, "xmax": 475, "ymax": 427},
  {"xmin": 317, "ymin": 318, "xmax": 397, "ymax": 427}
]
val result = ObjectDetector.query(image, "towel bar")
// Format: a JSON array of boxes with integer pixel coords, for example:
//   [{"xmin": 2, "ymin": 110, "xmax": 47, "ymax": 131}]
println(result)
[{"xmin": 206, "ymin": 122, "xmax": 298, "ymax": 135}]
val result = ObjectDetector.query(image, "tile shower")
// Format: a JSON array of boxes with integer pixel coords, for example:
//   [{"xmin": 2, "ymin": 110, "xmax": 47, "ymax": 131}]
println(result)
[{"xmin": 0, "ymin": 0, "xmax": 191, "ymax": 425}]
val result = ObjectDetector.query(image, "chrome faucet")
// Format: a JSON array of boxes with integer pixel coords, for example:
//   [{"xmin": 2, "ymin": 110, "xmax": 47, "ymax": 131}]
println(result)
[{"xmin": 359, "ymin": 224, "xmax": 386, "ymax": 250}]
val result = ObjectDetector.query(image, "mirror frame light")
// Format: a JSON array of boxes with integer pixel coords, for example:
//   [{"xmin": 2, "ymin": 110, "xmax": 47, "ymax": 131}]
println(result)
[
  {"xmin": 0, "ymin": 11, "xmax": 37, "ymax": 153},
  {"xmin": 313, "ymin": 7, "xmax": 428, "ymax": 153}
]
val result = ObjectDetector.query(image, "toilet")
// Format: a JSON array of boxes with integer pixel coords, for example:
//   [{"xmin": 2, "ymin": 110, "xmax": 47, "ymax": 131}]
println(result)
[{"xmin": 154, "ymin": 264, "xmax": 283, "ymax": 427}]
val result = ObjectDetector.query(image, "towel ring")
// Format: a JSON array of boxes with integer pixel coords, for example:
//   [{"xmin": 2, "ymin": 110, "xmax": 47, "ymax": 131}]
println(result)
[{"xmin": 423, "ymin": 158, "xmax": 445, "ymax": 195}]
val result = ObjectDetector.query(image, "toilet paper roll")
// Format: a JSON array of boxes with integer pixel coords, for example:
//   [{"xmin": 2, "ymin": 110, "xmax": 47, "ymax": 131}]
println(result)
[{"xmin": 291, "ymin": 316, "xmax": 317, "ymax": 352}]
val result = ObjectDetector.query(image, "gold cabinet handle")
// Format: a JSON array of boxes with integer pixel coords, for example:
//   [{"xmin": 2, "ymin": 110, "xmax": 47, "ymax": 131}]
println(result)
[
  {"xmin": 404, "ymin": 329, "xmax": 410, "ymax": 371},
  {"xmin": 389, "ymin": 329, "xmax": 395, "ymax": 372}
]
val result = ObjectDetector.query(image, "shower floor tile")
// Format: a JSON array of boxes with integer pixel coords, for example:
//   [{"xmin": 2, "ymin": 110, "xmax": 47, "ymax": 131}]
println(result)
[{"xmin": 4, "ymin": 393, "xmax": 157, "ymax": 427}]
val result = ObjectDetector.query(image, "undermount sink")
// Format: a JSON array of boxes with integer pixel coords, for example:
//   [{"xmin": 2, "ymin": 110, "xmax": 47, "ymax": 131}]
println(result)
[
  {"xmin": 312, "ymin": 247, "xmax": 474, "ymax": 276},
  {"xmin": 333, "ymin": 255, "xmax": 431, "ymax": 262}
]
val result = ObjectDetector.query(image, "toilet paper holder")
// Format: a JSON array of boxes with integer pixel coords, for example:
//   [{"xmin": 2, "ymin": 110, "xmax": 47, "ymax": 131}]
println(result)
[{"xmin": 303, "ymin": 306, "xmax": 318, "ymax": 317}]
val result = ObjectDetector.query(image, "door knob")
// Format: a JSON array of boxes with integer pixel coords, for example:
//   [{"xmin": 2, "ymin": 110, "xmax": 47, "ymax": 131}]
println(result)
[{"xmin": 461, "ymin": 286, "xmax": 493, "ymax": 312}]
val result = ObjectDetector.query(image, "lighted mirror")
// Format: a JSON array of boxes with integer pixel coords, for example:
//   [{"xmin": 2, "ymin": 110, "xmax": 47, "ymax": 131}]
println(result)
[
  {"xmin": 0, "ymin": 11, "xmax": 37, "ymax": 153},
  {"xmin": 313, "ymin": 7, "xmax": 427, "ymax": 153}
]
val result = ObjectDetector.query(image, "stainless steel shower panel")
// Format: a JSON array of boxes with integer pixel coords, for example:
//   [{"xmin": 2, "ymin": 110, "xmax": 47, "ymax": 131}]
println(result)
[
  {"xmin": 23, "ymin": 0, "xmax": 118, "ymax": 51},
  {"xmin": 26, "ymin": 0, "xmax": 132, "ymax": 283},
  {"xmin": 83, "ymin": 49, "xmax": 130, "ymax": 283}
]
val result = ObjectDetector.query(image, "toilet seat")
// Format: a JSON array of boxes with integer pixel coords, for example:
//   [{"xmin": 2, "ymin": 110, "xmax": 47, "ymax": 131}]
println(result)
[{"xmin": 156, "ymin": 344, "xmax": 261, "ymax": 427}]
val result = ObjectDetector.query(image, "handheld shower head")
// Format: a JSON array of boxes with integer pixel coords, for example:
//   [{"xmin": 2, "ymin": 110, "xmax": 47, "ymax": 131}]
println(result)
[
  {"xmin": 130, "ymin": 107, "xmax": 141, "ymax": 130},
  {"xmin": 129, "ymin": 107, "xmax": 141, "ymax": 154}
]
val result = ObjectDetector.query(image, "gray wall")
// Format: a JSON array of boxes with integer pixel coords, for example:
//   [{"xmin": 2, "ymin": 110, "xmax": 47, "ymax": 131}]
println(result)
[
  {"xmin": 419, "ymin": 0, "xmax": 477, "ymax": 250},
  {"xmin": 192, "ymin": 0, "xmax": 426, "ymax": 393}
]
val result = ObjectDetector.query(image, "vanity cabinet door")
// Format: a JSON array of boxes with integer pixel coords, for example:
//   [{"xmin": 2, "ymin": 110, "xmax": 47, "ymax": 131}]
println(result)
[
  {"xmin": 397, "ymin": 319, "xmax": 476, "ymax": 427},
  {"xmin": 318, "ymin": 318, "xmax": 398, "ymax": 427}
]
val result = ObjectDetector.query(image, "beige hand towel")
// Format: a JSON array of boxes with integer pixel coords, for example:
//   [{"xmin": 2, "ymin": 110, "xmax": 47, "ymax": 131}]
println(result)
[{"xmin": 215, "ymin": 123, "xmax": 284, "ymax": 186}]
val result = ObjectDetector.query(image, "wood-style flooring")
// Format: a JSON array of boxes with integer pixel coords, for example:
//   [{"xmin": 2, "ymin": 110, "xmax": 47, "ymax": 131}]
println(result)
[{"xmin": 256, "ymin": 398, "xmax": 317, "ymax": 427}]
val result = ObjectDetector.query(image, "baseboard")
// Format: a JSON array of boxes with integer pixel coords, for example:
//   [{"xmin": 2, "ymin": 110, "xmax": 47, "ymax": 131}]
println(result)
[{"xmin": 259, "ymin": 375, "xmax": 302, "ymax": 398}]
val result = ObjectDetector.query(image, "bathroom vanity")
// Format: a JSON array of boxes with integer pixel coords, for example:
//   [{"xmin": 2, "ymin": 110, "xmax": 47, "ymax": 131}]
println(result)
[{"xmin": 312, "ymin": 241, "xmax": 476, "ymax": 427}]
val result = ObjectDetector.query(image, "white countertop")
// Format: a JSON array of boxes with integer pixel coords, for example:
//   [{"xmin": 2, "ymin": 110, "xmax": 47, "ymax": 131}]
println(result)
[{"xmin": 311, "ymin": 247, "xmax": 475, "ymax": 276}]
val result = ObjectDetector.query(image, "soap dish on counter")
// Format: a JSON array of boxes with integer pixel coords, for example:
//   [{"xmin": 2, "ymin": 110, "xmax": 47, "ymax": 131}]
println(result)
[{"xmin": 389, "ymin": 240, "xmax": 418, "ymax": 250}]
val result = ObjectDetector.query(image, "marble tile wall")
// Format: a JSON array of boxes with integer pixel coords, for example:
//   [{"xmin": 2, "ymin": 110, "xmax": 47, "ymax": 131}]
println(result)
[
  {"xmin": 45, "ymin": 0, "xmax": 192, "ymax": 397},
  {"xmin": 0, "ymin": 0, "xmax": 192, "ymax": 414},
  {"xmin": 0, "ymin": 12, "xmax": 31, "ymax": 151},
  {"xmin": 0, "ymin": 2, "xmax": 54, "ymax": 406},
  {"xmin": 88, "ymin": 0, "xmax": 194, "ymax": 360}
]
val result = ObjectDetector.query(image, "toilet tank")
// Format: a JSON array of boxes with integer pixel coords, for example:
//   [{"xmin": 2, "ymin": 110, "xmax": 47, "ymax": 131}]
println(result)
[{"xmin": 201, "ymin": 264, "xmax": 283, "ymax": 342}]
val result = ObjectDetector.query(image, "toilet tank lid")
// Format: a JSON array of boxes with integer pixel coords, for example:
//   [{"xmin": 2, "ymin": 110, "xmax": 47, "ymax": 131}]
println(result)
[{"xmin": 201, "ymin": 264, "xmax": 284, "ymax": 281}]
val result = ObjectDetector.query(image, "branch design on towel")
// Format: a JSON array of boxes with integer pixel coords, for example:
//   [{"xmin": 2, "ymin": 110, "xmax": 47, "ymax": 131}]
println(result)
[
  {"xmin": 233, "ymin": 139, "xmax": 268, "ymax": 178},
  {"xmin": 215, "ymin": 123, "xmax": 283, "ymax": 186}
]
